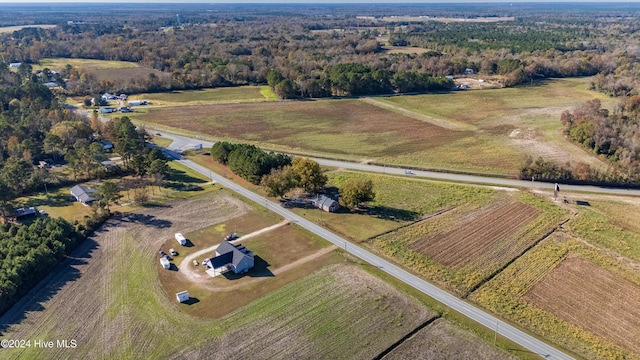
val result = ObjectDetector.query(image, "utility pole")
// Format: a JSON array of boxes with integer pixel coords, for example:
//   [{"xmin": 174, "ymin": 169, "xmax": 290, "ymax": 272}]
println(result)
[{"xmin": 494, "ymin": 321, "xmax": 499, "ymax": 346}]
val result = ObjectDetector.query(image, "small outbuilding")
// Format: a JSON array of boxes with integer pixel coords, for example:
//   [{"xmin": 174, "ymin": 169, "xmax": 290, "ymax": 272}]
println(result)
[
  {"xmin": 175, "ymin": 232, "xmax": 187, "ymax": 246},
  {"xmin": 176, "ymin": 291, "xmax": 190, "ymax": 303},
  {"xmin": 70, "ymin": 185, "xmax": 97, "ymax": 206}
]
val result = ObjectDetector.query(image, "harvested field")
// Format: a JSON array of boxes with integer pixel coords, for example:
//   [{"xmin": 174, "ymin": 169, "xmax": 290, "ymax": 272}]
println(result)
[
  {"xmin": 134, "ymin": 99, "xmax": 462, "ymax": 159},
  {"xmin": 384, "ymin": 318, "xmax": 516, "ymax": 360},
  {"xmin": 178, "ymin": 264, "xmax": 437, "ymax": 359},
  {"xmin": 410, "ymin": 200, "xmax": 540, "ymax": 268},
  {"xmin": 130, "ymin": 86, "xmax": 268, "ymax": 105},
  {"xmin": 524, "ymin": 256, "xmax": 640, "ymax": 355}
]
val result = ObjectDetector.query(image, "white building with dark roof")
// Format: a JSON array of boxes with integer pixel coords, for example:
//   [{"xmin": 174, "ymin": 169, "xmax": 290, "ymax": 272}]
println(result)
[{"xmin": 204, "ymin": 240, "xmax": 254, "ymax": 276}]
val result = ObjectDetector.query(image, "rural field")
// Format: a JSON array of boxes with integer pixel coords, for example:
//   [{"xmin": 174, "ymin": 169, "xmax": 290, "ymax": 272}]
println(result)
[
  {"xmin": 0, "ymin": 24, "xmax": 56, "ymax": 33},
  {"xmin": 0, "ymin": 192, "xmax": 470, "ymax": 359},
  {"xmin": 384, "ymin": 318, "xmax": 516, "ymax": 360},
  {"xmin": 33, "ymin": 57, "xmax": 167, "ymax": 83},
  {"xmin": 369, "ymin": 189, "xmax": 567, "ymax": 295},
  {"xmin": 129, "ymin": 86, "xmax": 273, "ymax": 106},
  {"xmin": 134, "ymin": 78, "xmax": 611, "ymax": 176}
]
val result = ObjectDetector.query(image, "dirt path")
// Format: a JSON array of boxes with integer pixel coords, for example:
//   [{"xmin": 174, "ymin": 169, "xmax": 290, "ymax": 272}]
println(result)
[
  {"xmin": 360, "ymin": 97, "xmax": 476, "ymax": 131},
  {"xmin": 179, "ymin": 219, "xmax": 290, "ymax": 282}
]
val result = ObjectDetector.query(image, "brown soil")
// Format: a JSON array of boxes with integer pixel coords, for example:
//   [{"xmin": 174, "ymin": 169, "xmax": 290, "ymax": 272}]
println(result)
[
  {"xmin": 384, "ymin": 318, "xmax": 517, "ymax": 360},
  {"xmin": 410, "ymin": 200, "xmax": 540, "ymax": 268},
  {"xmin": 524, "ymin": 256, "xmax": 640, "ymax": 354}
]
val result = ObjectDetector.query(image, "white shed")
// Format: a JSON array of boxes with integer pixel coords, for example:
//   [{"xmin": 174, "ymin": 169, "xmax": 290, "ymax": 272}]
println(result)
[
  {"xmin": 160, "ymin": 257, "xmax": 170, "ymax": 269},
  {"xmin": 175, "ymin": 233, "xmax": 187, "ymax": 245},
  {"xmin": 176, "ymin": 291, "xmax": 190, "ymax": 303}
]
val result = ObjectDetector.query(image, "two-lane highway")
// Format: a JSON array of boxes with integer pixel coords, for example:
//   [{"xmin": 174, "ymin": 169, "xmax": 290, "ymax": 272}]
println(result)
[
  {"xmin": 156, "ymin": 131, "xmax": 640, "ymax": 197},
  {"xmin": 161, "ymin": 147, "xmax": 574, "ymax": 360}
]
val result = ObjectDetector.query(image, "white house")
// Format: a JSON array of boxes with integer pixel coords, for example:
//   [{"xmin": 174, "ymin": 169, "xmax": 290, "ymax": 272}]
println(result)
[
  {"xmin": 160, "ymin": 257, "xmax": 170, "ymax": 269},
  {"xmin": 176, "ymin": 291, "xmax": 190, "ymax": 303},
  {"xmin": 175, "ymin": 232, "xmax": 187, "ymax": 246},
  {"xmin": 203, "ymin": 240, "xmax": 254, "ymax": 276},
  {"xmin": 9, "ymin": 62, "xmax": 21, "ymax": 68}
]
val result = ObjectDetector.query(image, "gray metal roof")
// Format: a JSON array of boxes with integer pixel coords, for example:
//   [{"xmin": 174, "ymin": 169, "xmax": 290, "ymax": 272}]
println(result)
[
  {"xmin": 214, "ymin": 240, "xmax": 253, "ymax": 268},
  {"xmin": 70, "ymin": 185, "xmax": 97, "ymax": 204}
]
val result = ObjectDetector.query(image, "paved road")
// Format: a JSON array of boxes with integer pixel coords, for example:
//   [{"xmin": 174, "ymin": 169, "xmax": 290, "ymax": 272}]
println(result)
[
  {"xmin": 156, "ymin": 131, "xmax": 640, "ymax": 197},
  {"xmin": 160, "ymin": 146, "xmax": 573, "ymax": 360}
]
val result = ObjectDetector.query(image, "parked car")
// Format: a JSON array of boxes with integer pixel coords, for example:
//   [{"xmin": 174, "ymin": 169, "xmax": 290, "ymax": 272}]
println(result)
[
  {"xmin": 170, "ymin": 248, "xmax": 178, "ymax": 256},
  {"xmin": 193, "ymin": 260, "xmax": 198, "ymax": 266},
  {"xmin": 404, "ymin": 170, "xmax": 415, "ymax": 175}
]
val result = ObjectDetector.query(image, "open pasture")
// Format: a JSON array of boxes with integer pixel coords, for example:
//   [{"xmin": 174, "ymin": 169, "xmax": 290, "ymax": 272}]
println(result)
[
  {"xmin": 135, "ymin": 99, "xmax": 463, "ymax": 160},
  {"xmin": 524, "ymin": 256, "xmax": 640, "ymax": 355},
  {"xmin": 410, "ymin": 200, "xmax": 540, "ymax": 268},
  {"xmin": 130, "ymin": 86, "xmax": 269, "ymax": 105},
  {"xmin": 35, "ymin": 58, "xmax": 140, "ymax": 71},
  {"xmin": 135, "ymin": 78, "xmax": 612, "ymax": 176}
]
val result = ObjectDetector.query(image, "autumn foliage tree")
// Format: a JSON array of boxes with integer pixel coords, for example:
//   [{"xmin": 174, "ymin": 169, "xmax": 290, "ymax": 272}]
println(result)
[{"xmin": 338, "ymin": 178, "xmax": 375, "ymax": 210}]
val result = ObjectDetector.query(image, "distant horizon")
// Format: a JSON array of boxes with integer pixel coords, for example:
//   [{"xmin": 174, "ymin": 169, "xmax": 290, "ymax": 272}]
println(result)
[{"xmin": 1, "ymin": 0, "xmax": 640, "ymax": 3}]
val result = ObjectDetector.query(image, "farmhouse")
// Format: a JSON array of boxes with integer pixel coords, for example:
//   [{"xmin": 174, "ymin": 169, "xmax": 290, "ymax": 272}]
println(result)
[
  {"xmin": 70, "ymin": 185, "xmax": 97, "ymax": 205},
  {"xmin": 312, "ymin": 195, "xmax": 340, "ymax": 212},
  {"xmin": 203, "ymin": 240, "xmax": 254, "ymax": 276}
]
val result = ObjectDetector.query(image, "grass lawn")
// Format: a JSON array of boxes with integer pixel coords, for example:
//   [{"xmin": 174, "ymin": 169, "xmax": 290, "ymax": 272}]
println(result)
[
  {"xmin": 129, "ymin": 86, "xmax": 270, "ymax": 106},
  {"xmin": 289, "ymin": 170, "xmax": 496, "ymax": 242}
]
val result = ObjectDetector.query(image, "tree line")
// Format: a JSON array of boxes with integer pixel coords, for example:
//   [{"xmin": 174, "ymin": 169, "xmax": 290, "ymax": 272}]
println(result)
[{"xmin": 3, "ymin": 4, "xmax": 640, "ymax": 98}]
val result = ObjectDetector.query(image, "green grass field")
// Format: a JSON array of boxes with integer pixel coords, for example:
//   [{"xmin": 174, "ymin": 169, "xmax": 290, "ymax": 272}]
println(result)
[
  {"xmin": 129, "ymin": 86, "xmax": 270, "ymax": 106},
  {"xmin": 290, "ymin": 171, "xmax": 496, "ymax": 242}
]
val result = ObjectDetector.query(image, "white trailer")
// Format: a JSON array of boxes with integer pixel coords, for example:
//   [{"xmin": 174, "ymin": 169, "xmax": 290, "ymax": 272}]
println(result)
[
  {"xmin": 175, "ymin": 232, "xmax": 187, "ymax": 245},
  {"xmin": 160, "ymin": 257, "xmax": 170, "ymax": 269}
]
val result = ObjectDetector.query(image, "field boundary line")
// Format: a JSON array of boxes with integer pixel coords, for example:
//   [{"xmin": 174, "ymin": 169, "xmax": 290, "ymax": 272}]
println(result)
[
  {"xmin": 373, "ymin": 315, "xmax": 442, "ymax": 360},
  {"xmin": 465, "ymin": 217, "xmax": 572, "ymax": 298},
  {"xmin": 360, "ymin": 97, "xmax": 476, "ymax": 131}
]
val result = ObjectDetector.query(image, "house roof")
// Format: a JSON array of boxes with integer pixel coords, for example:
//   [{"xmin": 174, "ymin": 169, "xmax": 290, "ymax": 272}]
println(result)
[
  {"xmin": 70, "ymin": 185, "xmax": 97, "ymax": 204},
  {"xmin": 208, "ymin": 251, "xmax": 233, "ymax": 269},
  {"xmin": 314, "ymin": 195, "xmax": 338, "ymax": 209},
  {"xmin": 214, "ymin": 240, "xmax": 253, "ymax": 268}
]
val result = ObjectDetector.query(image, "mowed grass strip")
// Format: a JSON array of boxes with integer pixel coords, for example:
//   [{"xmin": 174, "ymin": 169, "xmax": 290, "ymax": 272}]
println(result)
[
  {"xmin": 134, "ymin": 99, "xmax": 463, "ymax": 159},
  {"xmin": 524, "ymin": 256, "xmax": 640, "ymax": 355},
  {"xmin": 129, "ymin": 86, "xmax": 268, "ymax": 106}
]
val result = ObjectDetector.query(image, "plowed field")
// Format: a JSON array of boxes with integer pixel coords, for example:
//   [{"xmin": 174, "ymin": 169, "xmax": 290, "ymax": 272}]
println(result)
[
  {"xmin": 410, "ymin": 201, "xmax": 540, "ymax": 268},
  {"xmin": 524, "ymin": 256, "xmax": 640, "ymax": 354}
]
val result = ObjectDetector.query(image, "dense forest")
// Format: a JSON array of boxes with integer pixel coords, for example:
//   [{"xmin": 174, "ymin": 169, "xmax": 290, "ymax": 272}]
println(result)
[{"xmin": 2, "ymin": 3, "xmax": 640, "ymax": 98}]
